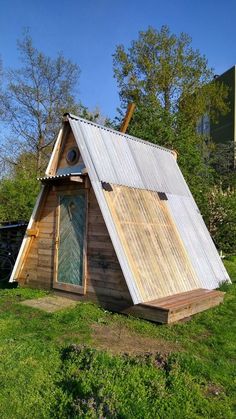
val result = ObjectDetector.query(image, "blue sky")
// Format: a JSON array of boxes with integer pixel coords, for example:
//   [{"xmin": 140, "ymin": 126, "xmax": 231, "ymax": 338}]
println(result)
[{"xmin": 0, "ymin": 0, "xmax": 236, "ymax": 119}]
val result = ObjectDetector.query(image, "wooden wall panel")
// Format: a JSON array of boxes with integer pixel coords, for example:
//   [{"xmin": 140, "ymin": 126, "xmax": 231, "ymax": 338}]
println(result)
[
  {"xmin": 18, "ymin": 181, "xmax": 132, "ymax": 307},
  {"xmin": 104, "ymin": 185, "xmax": 201, "ymax": 302},
  {"xmin": 57, "ymin": 131, "xmax": 84, "ymax": 171},
  {"xmin": 87, "ymin": 189, "xmax": 132, "ymax": 304},
  {"xmin": 18, "ymin": 187, "xmax": 57, "ymax": 289}
]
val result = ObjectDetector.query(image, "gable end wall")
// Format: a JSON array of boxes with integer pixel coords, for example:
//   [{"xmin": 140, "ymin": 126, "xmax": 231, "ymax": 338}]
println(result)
[{"xmin": 17, "ymin": 181, "xmax": 132, "ymax": 307}]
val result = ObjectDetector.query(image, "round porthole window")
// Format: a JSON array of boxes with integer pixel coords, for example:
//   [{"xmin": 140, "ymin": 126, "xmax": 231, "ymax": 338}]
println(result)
[{"xmin": 66, "ymin": 147, "xmax": 79, "ymax": 165}]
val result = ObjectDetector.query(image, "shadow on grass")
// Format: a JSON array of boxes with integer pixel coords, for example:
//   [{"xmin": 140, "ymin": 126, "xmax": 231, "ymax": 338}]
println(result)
[{"xmin": 0, "ymin": 280, "xmax": 18, "ymax": 290}]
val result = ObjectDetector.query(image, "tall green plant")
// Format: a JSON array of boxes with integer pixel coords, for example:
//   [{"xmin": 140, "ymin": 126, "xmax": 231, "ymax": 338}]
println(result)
[
  {"xmin": 208, "ymin": 183, "xmax": 236, "ymax": 253},
  {"xmin": 0, "ymin": 152, "xmax": 40, "ymax": 222}
]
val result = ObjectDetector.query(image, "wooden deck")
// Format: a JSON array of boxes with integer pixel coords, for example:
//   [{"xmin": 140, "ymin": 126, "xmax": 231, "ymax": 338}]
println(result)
[
  {"xmin": 134, "ymin": 288, "xmax": 225, "ymax": 323},
  {"xmin": 53, "ymin": 288, "xmax": 225, "ymax": 325}
]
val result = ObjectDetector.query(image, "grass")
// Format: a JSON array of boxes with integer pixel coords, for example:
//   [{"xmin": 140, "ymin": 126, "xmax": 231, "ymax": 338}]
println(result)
[{"xmin": 0, "ymin": 257, "xmax": 235, "ymax": 418}]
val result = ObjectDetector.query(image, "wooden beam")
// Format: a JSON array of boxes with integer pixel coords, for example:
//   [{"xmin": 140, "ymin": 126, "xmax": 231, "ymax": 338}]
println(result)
[
  {"xmin": 45, "ymin": 122, "xmax": 70, "ymax": 176},
  {"xmin": 9, "ymin": 186, "xmax": 47, "ymax": 282},
  {"xmin": 120, "ymin": 103, "xmax": 136, "ymax": 133},
  {"xmin": 45, "ymin": 128, "xmax": 63, "ymax": 176}
]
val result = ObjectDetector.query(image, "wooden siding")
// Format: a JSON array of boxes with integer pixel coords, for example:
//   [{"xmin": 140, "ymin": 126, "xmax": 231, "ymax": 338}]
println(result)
[
  {"xmin": 18, "ymin": 187, "xmax": 57, "ymax": 289},
  {"xmin": 18, "ymin": 181, "xmax": 132, "ymax": 305},
  {"xmin": 104, "ymin": 185, "xmax": 201, "ymax": 302},
  {"xmin": 87, "ymin": 189, "xmax": 132, "ymax": 303},
  {"xmin": 57, "ymin": 130, "xmax": 84, "ymax": 171}
]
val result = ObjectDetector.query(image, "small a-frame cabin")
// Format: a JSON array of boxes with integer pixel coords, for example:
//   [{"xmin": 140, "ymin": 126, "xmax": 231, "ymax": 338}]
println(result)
[{"xmin": 10, "ymin": 114, "xmax": 230, "ymax": 323}]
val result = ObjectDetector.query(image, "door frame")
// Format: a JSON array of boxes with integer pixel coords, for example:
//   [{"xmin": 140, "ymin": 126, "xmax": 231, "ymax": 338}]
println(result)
[{"xmin": 53, "ymin": 189, "xmax": 88, "ymax": 294}]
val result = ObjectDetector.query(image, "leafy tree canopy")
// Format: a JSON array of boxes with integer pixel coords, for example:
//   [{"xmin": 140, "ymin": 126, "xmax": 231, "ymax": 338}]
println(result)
[
  {"xmin": 0, "ymin": 152, "xmax": 40, "ymax": 222},
  {"xmin": 113, "ymin": 26, "xmax": 229, "ymax": 219},
  {"xmin": 113, "ymin": 25, "xmax": 228, "ymax": 131},
  {"xmin": 0, "ymin": 32, "xmax": 109, "ymax": 222},
  {"xmin": 1, "ymin": 30, "xmax": 81, "ymax": 175}
]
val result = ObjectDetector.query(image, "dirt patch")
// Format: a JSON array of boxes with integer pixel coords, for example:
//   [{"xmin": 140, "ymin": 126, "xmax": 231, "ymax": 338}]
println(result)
[
  {"xmin": 20, "ymin": 296, "xmax": 77, "ymax": 313},
  {"xmin": 205, "ymin": 383, "xmax": 225, "ymax": 397},
  {"xmin": 91, "ymin": 323, "xmax": 181, "ymax": 355}
]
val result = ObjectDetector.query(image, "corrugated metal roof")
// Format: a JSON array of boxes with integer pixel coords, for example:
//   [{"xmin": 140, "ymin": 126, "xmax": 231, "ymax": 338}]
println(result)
[
  {"xmin": 167, "ymin": 194, "xmax": 230, "ymax": 288},
  {"xmin": 69, "ymin": 116, "xmax": 190, "ymax": 197},
  {"xmin": 38, "ymin": 173, "xmax": 83, "ymax": 182},
  {"xmin": 66, "ymin": 115, "xmax": 230, "ymax": 303}
]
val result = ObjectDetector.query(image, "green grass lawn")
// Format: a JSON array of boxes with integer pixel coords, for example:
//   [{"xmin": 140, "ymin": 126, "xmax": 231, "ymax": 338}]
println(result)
[{"xmin": 0, "ymin": 257, "xmax": 235, "ymax": 418}]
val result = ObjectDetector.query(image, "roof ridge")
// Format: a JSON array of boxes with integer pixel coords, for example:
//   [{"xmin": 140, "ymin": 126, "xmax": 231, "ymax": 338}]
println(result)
[{"xmin": 64, "ymin": 113, "xmax": 173, "ymax": 155}]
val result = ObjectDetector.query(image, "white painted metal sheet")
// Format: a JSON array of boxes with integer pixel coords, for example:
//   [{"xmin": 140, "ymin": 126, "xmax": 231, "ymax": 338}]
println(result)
[
  {"xmin": 167, "ymin": 194, "xmax": 230, "ymax": 289},
  {"xmin": 69, "ymin": 117, "xmax": 190, "ymax": 196}
]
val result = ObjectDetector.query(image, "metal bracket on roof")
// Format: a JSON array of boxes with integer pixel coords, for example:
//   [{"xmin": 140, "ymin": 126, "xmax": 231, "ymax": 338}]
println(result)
[
  {"xmin": 101, "ymin": 182, "xmax": 113, "ymax": 192},
  {"xmin": 158, "ymin": 192, "xmax": 168, "ymax": 201}
]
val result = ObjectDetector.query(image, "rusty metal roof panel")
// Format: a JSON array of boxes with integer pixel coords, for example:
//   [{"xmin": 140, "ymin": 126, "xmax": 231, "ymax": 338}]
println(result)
[
  {"xmin": 167, "ymin": 194, "xmax": 230, "ymax": 289},
  {"xmin": 69, "ymin": 116, "xmax": 190, "ymax": 196}
]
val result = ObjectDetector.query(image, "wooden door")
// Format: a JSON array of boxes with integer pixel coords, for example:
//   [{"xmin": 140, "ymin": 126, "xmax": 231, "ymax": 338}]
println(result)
[{"xmin": 54, "ymin": 191, "xmax": 87, "ymax": 293}]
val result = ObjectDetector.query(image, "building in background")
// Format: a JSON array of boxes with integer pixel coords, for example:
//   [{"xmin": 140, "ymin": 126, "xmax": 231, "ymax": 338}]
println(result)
[{"xmin": 197, "ymin": 66, "xmax": 236, "ymax": 170}]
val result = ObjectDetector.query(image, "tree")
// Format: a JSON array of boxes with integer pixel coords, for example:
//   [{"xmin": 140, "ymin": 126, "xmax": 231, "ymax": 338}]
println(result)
[
  {"xmin": 0, "ymin": 58, "xmax": 4, "ymax": 116},
  {"xmin": 0, "ymin": 152, "xmax": 40, "ymax": 222},
  {"xmin": 0, "ymin": 33, "xmax": 110, "ymax": 222},
  {"xmin": 113, "ymin": 26, "xmax": 228, "ymax": 130},
  {"xmin": 1, "ymin": 31, "xmax": 81, "ymax": 175},
  {"xmin": 211, "ymin": 141, "xmax": 235, "ymax": 177},
  {"xmin": 113, "ymin": 26, "xmax": 229, "ymax": 217}
]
